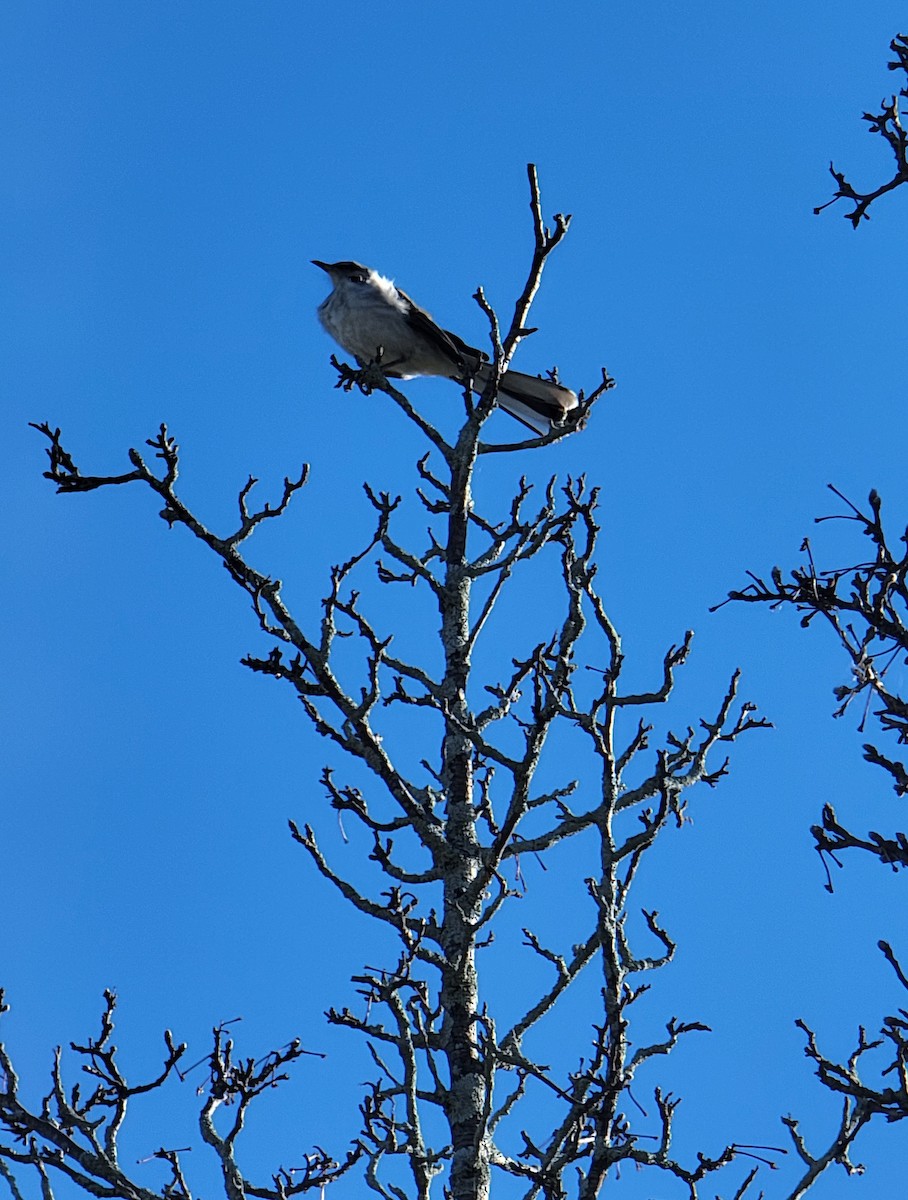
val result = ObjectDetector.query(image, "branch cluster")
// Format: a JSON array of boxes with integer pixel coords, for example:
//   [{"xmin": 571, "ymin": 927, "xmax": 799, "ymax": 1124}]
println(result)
[
  {"xmin": 25, "ymin": 404, "xmax": 771, "ymax": 1199},
  {"xmin": 816, "ymin": 32, "xmax": 908, "ymax": 225},
  {"xmin": 716, "ymin": 486, "xmax": 908, "ymax": 879},
  {"xmin": 717, "ymin": 485, "xmax": 908, "ymax": 1195},
  {"xmin": 0, "ymin": 991, "xmax": 356, "ymax": 1200}
]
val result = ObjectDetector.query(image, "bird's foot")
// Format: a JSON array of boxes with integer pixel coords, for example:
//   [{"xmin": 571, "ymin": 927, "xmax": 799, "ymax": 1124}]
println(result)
[{"xmin": 329, "ymin": 354, "xmax": 389, "ymax": 396}]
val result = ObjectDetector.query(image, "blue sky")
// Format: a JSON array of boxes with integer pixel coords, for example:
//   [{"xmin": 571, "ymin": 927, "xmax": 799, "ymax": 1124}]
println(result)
[{"xmin": 4, "ymin": 2, "xmax": 908, "ymax": 1197}]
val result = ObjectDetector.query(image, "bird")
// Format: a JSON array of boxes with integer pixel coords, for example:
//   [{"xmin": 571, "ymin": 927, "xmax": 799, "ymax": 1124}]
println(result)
[{"xmin": 312, "ymin": 260, "xmax": 579, "ymax": 437}]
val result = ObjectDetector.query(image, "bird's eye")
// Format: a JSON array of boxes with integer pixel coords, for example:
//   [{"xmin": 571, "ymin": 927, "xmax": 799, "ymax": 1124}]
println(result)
[{"xmin": 349, "ymin": 272, "xmax": 367, "ymax": 284}]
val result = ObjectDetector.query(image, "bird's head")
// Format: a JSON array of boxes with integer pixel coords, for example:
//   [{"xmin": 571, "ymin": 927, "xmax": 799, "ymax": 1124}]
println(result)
[{"xmin": 312, "ymin": 260, "xmax": 373, "ymax": 286}]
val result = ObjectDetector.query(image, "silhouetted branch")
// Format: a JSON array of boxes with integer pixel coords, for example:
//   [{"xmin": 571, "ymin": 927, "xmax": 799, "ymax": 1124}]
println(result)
[
  {"xmin": 719, "ymin": 486, "xmax": 908, "ymax": 880},
  {"xmin": 722, "ymin": 485, "xmax": 908, "ymax": 1194},
  {"xmin": 816, "ymin": 33, "xmax": 908, "ymax": 225}
]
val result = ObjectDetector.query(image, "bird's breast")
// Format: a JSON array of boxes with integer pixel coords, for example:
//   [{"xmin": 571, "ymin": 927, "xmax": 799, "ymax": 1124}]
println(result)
[{"xmin": 317, "ymin": 290, "xmax": 416, "ymax": 368}]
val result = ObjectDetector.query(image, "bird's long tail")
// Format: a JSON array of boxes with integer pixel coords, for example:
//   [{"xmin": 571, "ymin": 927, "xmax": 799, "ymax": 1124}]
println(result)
[{"xmin": 473, "ymin": 363, "xmax": 579, "ymax": 436}]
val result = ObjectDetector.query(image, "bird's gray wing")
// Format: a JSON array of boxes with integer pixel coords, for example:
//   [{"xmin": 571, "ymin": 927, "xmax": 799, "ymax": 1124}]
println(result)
[{"xmin": 397, "ymin": 288, "xmax": 486, "ymax": 373}]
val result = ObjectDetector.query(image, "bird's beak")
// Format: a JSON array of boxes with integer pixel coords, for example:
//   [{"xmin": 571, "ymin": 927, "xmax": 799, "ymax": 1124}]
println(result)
[{"xmin": 311, "ymin": 260, "xmax": 332, "ymax": 273}]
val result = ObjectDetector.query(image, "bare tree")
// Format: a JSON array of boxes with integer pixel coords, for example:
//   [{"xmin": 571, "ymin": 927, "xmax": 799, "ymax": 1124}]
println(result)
[
  {"xmin": 715, "ymin": 486, "xmax": 908, "ymax": 1170},
  {"xmin": 816, "ymin": 32, "xmax": 908, "ymax": 226},
  {"xmin": 5, "ymin": 168, "xmax": 883, "ymax": 1200}
]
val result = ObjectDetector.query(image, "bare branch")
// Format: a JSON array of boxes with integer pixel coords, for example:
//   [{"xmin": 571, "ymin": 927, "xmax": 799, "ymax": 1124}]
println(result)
[{"xmin": 815, "ymin": 33, "xmax": 908, "ymax": 225}]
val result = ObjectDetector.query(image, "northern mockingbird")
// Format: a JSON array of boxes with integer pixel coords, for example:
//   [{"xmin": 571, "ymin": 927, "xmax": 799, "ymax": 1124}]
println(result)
[{"xmin": 313, "ymin": 260, "xmax": 578, "ymax": 436}]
